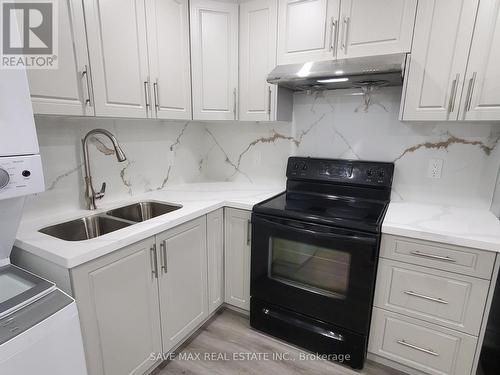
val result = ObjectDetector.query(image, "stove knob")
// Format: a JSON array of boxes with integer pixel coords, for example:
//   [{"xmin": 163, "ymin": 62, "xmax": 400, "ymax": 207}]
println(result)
[
  {"xmin": 378, "ymin": 170, "xmax": 385, "ymax": 178},
  {"xmin": 0, "ymin": 168, "xmax": 10, "ymax": 189}
]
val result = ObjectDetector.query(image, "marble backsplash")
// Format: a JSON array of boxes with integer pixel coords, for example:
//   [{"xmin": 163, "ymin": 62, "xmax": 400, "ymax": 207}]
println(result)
[
  {"xmin": 22, "ymin": 86, "xmax": 500, "ymax": 219},
  {"xmin": 203, "ymin": 87, "xmax": 500, "ymax": 209}
]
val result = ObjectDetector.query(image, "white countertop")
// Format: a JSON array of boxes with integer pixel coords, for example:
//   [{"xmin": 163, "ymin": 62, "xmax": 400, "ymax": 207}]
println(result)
[
  {"xmin": 16, "ymin": 182, "xmax": 500, "ymax": 269},
  {"xmin": 383, "ymin": 202, "xmax": 500, "ymax": 252},
  {"xmin": 15, "ymin": 182, "xmax": 284, "ymax": 268}
]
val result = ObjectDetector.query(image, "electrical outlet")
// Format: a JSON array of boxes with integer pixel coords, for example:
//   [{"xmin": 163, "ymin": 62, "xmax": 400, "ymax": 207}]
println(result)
[{"xmin": 427, "ymin": 158, "xmax": 443, "ymax": 179}]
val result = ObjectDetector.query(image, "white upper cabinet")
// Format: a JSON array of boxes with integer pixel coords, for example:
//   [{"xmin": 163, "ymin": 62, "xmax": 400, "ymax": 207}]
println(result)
[
  {"xmin": 277, "ymin": 0, "xmax": 340, "ymax": 64},
  {"xmin": 83, "ymin": 0, "xmax": 151, "ymax": 118},
  {"xmin": 401, "ymin": 0, "xmax": 479, "ymax": 121},
  {"xmin": 145, "ymin": 0, "xmax": 192, "ymax": 120},
  {"xmin": 190, "ymin": 0, "xmax": 239, "ymax": 121},
  {"xmin": 28, "ymin": 0, "xmax": 93, "ymax": 116},
  {"xmin": 239, "ymin": 0, "xmax": 278, "ymax": 121},
  {"xmin": 459, "ymin": 0, "xmax": 500, "ymax": 121},
  {"xmin": 337, "ymin": 0, "xmax": 417, "ymax": 59}
]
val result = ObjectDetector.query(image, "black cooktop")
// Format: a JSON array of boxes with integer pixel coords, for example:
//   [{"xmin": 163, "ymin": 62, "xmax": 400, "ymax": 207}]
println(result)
[{"xmin": 253, "ymin": 157, "xmax": 394, "ymax": 233}]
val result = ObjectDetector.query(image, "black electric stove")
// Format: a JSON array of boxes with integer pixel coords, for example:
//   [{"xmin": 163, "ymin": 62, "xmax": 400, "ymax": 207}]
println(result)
[{"xmin": 250, "ymin": 157, "xmax": 394, "ymax": 369}]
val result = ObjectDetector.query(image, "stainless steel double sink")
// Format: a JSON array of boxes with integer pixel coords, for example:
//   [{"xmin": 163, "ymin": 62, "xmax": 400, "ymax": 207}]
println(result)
[{"xmin": 39, "ymin": 201, "xmax": 182, "ymax": 241}]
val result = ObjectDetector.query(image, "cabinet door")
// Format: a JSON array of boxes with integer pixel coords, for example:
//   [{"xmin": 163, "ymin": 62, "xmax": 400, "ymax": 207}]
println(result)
[
  {"xmin": 190, "ymin": 0, "xmax": 239, "ymax": 120},
  {"xmin": 207, "ymin": 209, "xmax": 224, "ymax": 314},
  {"xmin": 28, "ymin": 0, "xmax": 93, "ymax": 116},
  {"xmin": 401, "ymin": 0, "xmax": 479, "ymax": 121},
  {"xmin": 83, "ymin": 0, "xmax": 151, "ymax": 118},
  {"xmin": 146, "ymin": 0, "xmax": 192, "ymax": 120},
  {"xmin": 71, "ymin": 238, "xmax": 161, "ymax": 375},
  {"xmin": 157, "ymin": 217, "xmax": 208, "ymax": 352},
  {"xmin": 277, "ymin": 0, "xmax": 340, "ymax": 65},
  {"xmin": 460, "ymin": 0, "xmax": 500, "ymax": 121},
  {"xmin": 239, "ymin": 0, "xmax": 278, "ymax": 121},
  {"xmin": 337, "ymin": 0, "xmax": 417, "ymax": 59},
  {"xmin": 224, "ymin": 208, "xmax": 251, "ymax": 311}
]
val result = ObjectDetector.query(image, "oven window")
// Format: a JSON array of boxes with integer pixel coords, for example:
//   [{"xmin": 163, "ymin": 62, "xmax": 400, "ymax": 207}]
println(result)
[{"xmin": 269, "ymin": 238, "xmax": 351, "ymax": 299}]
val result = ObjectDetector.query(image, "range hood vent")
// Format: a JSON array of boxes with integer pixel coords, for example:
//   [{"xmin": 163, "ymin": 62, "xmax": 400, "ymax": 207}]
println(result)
[{"xmin": 267, "ymin": 53, "xmax": 407, "ymax": 91}]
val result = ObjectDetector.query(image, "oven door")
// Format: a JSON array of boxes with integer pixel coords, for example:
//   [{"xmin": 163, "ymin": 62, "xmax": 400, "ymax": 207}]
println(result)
[{"xmin": 251, "ymin": 213, "xmax": 379, "ymax": 334}]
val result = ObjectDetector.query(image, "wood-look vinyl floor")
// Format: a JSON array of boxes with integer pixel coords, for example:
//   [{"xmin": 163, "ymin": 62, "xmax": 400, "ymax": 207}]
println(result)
[{"xmin": 157, "ymin": 309, "xmax": 405, "ymax": 375}]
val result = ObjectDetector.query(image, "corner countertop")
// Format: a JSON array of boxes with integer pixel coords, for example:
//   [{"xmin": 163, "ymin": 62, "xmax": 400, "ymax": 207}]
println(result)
[
  {"xmin": 382, "ymin": 201, "xmax": 500, "ymax": 252},
  {"xmin": 15, "ymin": 182, "xmax": 284, "ymax": 269}
]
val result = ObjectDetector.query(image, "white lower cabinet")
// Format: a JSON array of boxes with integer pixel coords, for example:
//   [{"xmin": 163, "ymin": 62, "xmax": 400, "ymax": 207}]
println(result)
[
  {"xmin": 207, "ymin": 209, "xmax": 224, "ymax": 314},
  {"xmin": 156, "ymin": 217, "xmax": 208, "ymax": 352},
  {"xmin": 370, "ymin": 234, "xmax": 496, "ymax": 375},
  {"xmin": 224, "ymin": 208, "xmax": 252, "ymax": 311},
  {"xmin": 72, "ymin": 216, "xmax": 210, "ymax": 375},
  {"xmin": 369, "ymin": 308, "xmax": 477, "ymax": 375},
  {"xmin": 72, "ymin": 238, "xmax": 162, "ymax": 375},
  {"xmin": 374, "ymin": 259, "xmax": 489, "ymax": 335}
]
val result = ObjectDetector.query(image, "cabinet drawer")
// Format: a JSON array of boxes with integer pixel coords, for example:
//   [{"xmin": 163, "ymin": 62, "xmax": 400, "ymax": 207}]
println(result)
[
  {"xmin": 369, "ymin": 308, "xmax": 477, "ymax": 375},
  {"xmin": 374, "ymin": 259, "xmax": 489, "ymax": 335},
  {"xmin": 381, "ymin": 235, "xmax": 495, "ymax": 279}
]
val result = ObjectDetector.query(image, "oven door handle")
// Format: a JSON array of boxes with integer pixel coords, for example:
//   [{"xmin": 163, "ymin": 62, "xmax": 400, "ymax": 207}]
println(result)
[{"xmin": 253, "ymin": 216, "xmax": 377, "ymax": 244}]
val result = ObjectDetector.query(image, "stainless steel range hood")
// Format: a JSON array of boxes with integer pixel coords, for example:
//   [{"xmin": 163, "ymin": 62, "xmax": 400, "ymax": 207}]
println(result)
[{"xmin": 267, "ymin": 53, "xmax": 407, "ymax": 91}]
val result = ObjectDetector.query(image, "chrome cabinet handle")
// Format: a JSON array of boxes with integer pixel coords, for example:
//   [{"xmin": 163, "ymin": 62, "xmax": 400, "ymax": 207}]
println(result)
[
  {"xmin": 465, "ymin": 71, "xmax": 477, "ymax": 112},
  {"xmin": 247, "ymin": 219, "xmax": 251, "ymax": 245},
  {"xmin": 341, "ymin": 17, "xmax": 349, "ymax": 51},
  {"xmin": 267, "ymin": 86, "xmax": 272, "ymax": 118},
  {"xmin": 329, "ymin": 18, "xmax": 338, "ymax": 54},
  {"xmin": 448, "ymin": 73, "xmax": 459, "ymax": 113},
  {"xmin": 144, "ymin": 80, "xmax": 151, "ymax": 116},
  {"xmin": 160, "ymin": 241, "xmax": 167, "ymax": 273},
  {"xmin": 397, "ymin": 340, "xmax": 439, "ymax": 357},
  {"xmin": 150, "ymin": 244, "xmax": 158, "ymax": 278},
  {"xmin": 82, "ymin": 65, "xmax": 92, "ymax": 106},
  {"xmin": 153, "ymin": 80, "xmax": 159, "ymax": 117},
  {"xmin": 404, "ymin": 290, "xmax": 448, "ymax": 304},
  {"xmin": 410, "ymin": 250, "xmax": 456, "ymax": 262},
  {"xmin": 233, "ymin": 88, "xmax": 237, "ymax": 120}
]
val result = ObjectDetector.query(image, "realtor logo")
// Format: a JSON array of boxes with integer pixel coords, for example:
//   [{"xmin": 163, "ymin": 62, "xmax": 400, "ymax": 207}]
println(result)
[{"xmin": 1, "ymin": 0, "xmax": 58, "ymax": 69}]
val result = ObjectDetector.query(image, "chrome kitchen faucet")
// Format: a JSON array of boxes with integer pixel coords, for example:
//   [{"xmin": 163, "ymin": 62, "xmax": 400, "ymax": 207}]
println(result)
[{"xmin": 82, "ymin": 129, "xmax": 127, "ymax": 210}]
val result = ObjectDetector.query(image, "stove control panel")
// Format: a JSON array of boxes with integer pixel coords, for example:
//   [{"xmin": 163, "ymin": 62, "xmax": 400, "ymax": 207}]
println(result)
[
  {"xmin": 287, "ymin": 157, "xmax": 394, "ymax": 187},
  {"xmin": 0, "ymin": 155, "xmax": 45, "ymax": 200}
]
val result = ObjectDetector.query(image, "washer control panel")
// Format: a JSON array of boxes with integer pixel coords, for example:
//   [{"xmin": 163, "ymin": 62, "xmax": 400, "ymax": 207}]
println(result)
[{"xmin": 0, "ymin": 155, "xmax": 44, "ymax": 200}]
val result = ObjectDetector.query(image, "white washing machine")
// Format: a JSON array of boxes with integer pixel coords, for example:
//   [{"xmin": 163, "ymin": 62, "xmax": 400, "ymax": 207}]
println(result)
[{"xmin": 0, "ymin": 266, "xmax": 87, "ymax": 375}]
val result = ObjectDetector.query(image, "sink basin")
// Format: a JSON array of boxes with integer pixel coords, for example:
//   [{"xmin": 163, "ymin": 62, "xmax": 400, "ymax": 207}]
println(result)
[
  {"xmin": 106, "ymin": 201, "xmax": 182, "ymax": 222},
  {"xmin": 39, "ymin": 215, "xmax": 132, "ymax": 241}
]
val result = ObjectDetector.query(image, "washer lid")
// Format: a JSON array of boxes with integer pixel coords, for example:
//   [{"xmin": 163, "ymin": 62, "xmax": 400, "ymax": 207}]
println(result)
[{"xmin": 0, "ymin": 265, "xmax": 55, "ymax": 319}]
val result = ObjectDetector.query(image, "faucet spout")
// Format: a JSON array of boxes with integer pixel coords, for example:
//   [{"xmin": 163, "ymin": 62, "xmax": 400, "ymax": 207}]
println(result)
[{"xmin": 82, "ymin": 129, "xmax": 127, "ymax": 210}]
